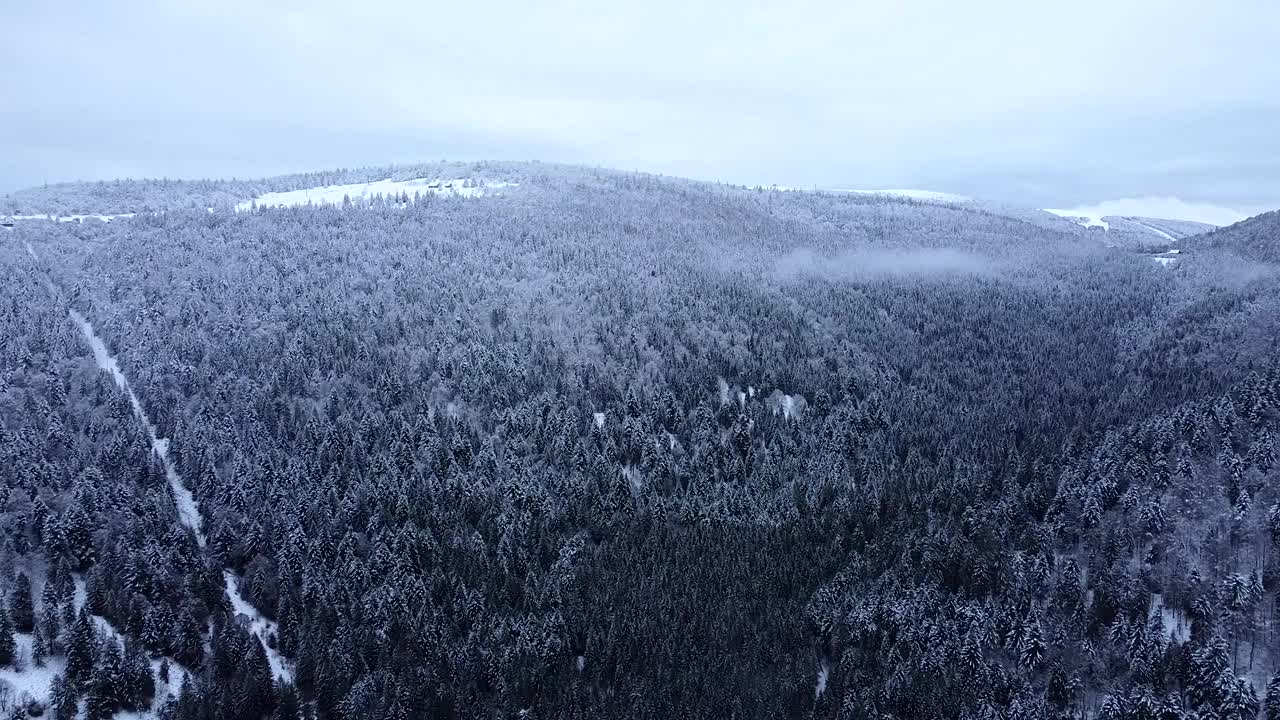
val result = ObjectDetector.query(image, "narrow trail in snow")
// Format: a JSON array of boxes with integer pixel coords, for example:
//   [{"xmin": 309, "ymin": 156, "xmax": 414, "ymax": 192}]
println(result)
[{"xmin": 22, "ymin": 238, "xmax": 293, "ymax": 683}]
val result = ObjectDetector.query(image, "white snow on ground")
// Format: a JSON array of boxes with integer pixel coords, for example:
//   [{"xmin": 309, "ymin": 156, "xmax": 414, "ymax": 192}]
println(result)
[
  {"xmin": 237, "ymin": 177, "xmax": 517, "ymax": 211},
  {"xmin": 1042, "ymin": 210, "xmax": 1109, "ymax": 231},
  {"xmin": 224, "ymin": 572, "xmax": 293, "ymax": 683},
  {"xmin": 833, "ymin": 188, "xmax": 972, "ymax": 203},
  {"xmin": 0, "ymin": 634, "xmax": 65, "ymax": 713},
  {"xmin": 620, "ymin": 464, "xmax": 642, "ymax": 493},
  {"xmin": 815, "ymin": 660, "xmax": 830, "ymax": 700},
  {"xmin": 1123, "ymin": 218, "xmax": 1178, "ymax": 242},
  {"xmin": 1149, "ymin": 594, "xmax": 1190, "ymax": 644},
  {"xmin": 593, "ymin": 412, "xmax": 606, "ymax": 429},
  {"xmin": 1044, "ymin": 197, "xmax": 1247, "ymax": 228}
]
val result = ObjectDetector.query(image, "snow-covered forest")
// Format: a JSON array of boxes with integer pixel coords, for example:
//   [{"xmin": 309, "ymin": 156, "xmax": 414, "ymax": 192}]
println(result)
[{"xmin": 2, "ymin": 164, "xmax": 1280, "ymax": 719}]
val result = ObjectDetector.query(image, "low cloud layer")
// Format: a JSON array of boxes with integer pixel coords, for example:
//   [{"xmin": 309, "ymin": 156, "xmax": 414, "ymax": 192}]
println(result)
[{"xmin": 776, "ymin": 248, "xmax": 994, "ymax": 282}]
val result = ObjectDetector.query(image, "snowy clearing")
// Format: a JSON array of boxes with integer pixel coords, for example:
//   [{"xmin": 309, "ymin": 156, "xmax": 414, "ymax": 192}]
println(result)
[
  {"xmin": 1041, "ymin": 209, "xmax": 1109, "ymax": 231},
  {"xmin": 0, "ymin": 635, "xmax": 64, "ymax": 712},
  {"xmin": 237, "ymin": 177, "xmax": 517, "ymax": 211}
]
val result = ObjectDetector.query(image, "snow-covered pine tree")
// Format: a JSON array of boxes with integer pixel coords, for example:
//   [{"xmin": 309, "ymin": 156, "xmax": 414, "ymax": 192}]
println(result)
[{"xmin": 8, "ymin": 573, "xmax": 34, "ymax": 632}]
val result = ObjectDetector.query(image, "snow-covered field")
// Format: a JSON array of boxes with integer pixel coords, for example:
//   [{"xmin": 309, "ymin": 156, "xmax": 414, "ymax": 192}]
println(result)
[
  {"xmin": 0, "ymin": 635, "xmax": 64, "ymax": 713},
  {"xmin": 236, "ymin": 177, "xmax": 517, "ymax": 211},
  {"xmin": 1044, "ymin": 197, "xmax": 1247, "ymax": 228}
]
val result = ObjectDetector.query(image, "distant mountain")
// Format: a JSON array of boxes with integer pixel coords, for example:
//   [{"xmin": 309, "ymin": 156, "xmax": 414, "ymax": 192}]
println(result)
[
  {"xmin": 1043, "ymin": 197, "xmax": 1250, "ymax": 249},
  {"xmin": 1186, "ymin": 209, "xmax": 1280, "ymax": 262}
]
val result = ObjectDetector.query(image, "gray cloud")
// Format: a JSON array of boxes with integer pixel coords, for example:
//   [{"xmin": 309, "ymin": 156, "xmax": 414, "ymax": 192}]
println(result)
[{"xmin": 3, "ymin": 0, "xmax": 1278, "ymax": 212}]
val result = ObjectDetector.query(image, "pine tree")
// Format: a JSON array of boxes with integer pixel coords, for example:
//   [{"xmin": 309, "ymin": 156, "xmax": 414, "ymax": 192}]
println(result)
[
  {"xmin": 31, "ymin": 614, "xmax": 47, "ymax": 666},
  {"xmin": 65, "ymin": 609, "xmax": 97, "ymax": 686},
  {"xmin": 238, "ymin": 639, "xmax": 277, "ymax": 719},
  {"xmin": 273, "ymin": 682, "xmax": 302, "ymax": 720},
  {"xmin": 1266, "ymin": 673, "xmax": 1280, "ymax": 720},
  {"xmin": 1019, "ymin": 614, "xmax": 1046, "ymax": 669},
  {"xmin": 120, "ymin": 641, "xmax": 156, "ymax": 711},
  {"xmin": 88, "ymin": 640, "xmax": 125, "ymax": 719},
  {"xmin": 0, "ymin": 605, "xmax": 14, "ymax": 666},
  {"xmin": 62, "ymin": 503, "xmax": 97, "ymax": 569},
  {"xmin": 49, "ymin": 672, "xmax": 79, "ymax": 720},
  {"xmin": 8, "ymin": 573, "xmax": 34, "ymax": 632},
  {"xmin": 40, "ymin": 579, "xmax": 62, "ymax": 653}
]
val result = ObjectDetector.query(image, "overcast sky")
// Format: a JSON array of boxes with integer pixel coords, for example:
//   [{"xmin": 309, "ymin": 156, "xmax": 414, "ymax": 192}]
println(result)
[{"xmin": 3, "ymin": 0, "xmax": 1278, "ymax": 213}]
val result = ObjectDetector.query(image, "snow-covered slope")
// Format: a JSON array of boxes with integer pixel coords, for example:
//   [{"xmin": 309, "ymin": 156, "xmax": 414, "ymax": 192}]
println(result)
[
  {"xmin": 10, "ymin": 212, "xmax": 136, "ymax": 223},
  {"xmin": 1043, "ymin": 198, "xmax": 1240, "ymax": 250},
  {"xmin": 831, "ymin": 188, "xmax": 972, "ymax": 204},
  {"xmin": 237, "ymin": 177, "xmax": 516, "ymax": 211}
]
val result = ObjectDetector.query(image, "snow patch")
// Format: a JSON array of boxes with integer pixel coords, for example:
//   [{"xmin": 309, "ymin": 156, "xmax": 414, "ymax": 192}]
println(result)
[
  {"xmin": 1042, "ymin": 209, "xmax": 1109, "ymax": 231},
  {"xmin": 0, "ymin": 634, "xmax": 64, "ymax": 712},
  {"xmin": 1149, "ymin": 594, "xmax": 1190, "ymax": 644},
  {"xmin": 815, "ymin": 660, "xmax": 830, "ymax": 700},
  {"xmin": 621, "ymin": 464, "xmax": 642, "ymax": 493},
  {"xmin": 593, "ymin": 412, "xmax": 606, "ymax": 429},
  {"xmin": 224, "ymin": 572, "xmax": 293, "ymax": 683},
  {"xmin": 237, "ymin": 177, "xmax": 516, "ymax": 211}
]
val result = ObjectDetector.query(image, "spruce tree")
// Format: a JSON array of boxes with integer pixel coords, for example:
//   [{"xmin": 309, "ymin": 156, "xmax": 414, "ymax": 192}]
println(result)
[
  {"xmin": 88, "ymin": 640, "xmax": 125, "ymax": 719},
  {"xmin": 40, "ymin": 579, "xmax": 62, "ymax": 653},
  {"xmin": 65, "ymin": 609, "xmax": 97, "ymax": 686},
  {"xmin": 31, "ymin": 614, "xmax": 47, "ymax": 667},
  {"xmin": 1266, "ymin": 673, "xmax": 1280, "ymax": 720},
  {"xmin": 49, "ymin": 673, "xmax": 79, "ymax": 720},
  {"xmin": 0, "ymin": 605, "xmax": 14, "ymax": 666},
  {"xmin": 239, "ymin": 639, "xmax": 277, "ymax": 718},
  {"xmin": 120, "ymin": 641, "xmax": 156, "ymax": 711},
  {"xmin": 8, "ymin": 573, "xmax": 34, "ymax": 632}
]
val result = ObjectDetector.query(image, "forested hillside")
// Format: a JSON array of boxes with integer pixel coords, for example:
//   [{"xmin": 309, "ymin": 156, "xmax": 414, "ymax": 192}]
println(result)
[{"xmin": 2, "ymin": 165, "xmax": 1279, "ymax": 719}]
